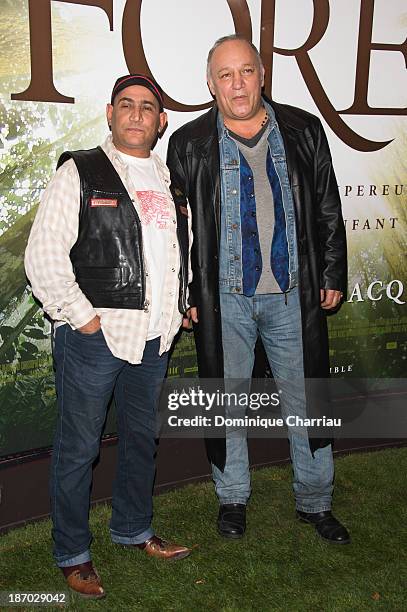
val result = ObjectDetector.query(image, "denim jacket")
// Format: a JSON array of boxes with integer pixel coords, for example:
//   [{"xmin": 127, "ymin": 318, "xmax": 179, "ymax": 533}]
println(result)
[{"xmin": 218, "ymin": 101, "xmax": 298, "ymax": 294}]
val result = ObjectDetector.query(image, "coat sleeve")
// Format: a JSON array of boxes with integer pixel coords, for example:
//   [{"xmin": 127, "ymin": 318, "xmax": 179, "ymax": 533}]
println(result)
[
  {"xmin": 167, "ymin": 134, "xmax": 196, "ymax": 308},
  {"xmin": 314, "ymin": 120, "xmax": 347, "ymax": 295}
]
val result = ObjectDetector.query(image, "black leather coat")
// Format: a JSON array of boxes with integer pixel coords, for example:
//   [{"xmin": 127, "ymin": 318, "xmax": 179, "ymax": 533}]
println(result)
[{"xmin": 167, "ymin": 99, "xmax": 347, "ymax": 469}]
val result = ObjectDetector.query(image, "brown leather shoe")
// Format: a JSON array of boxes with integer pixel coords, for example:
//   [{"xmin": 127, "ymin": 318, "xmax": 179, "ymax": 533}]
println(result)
[
  {"xmin": 131, "ymin": 535, "xmax": 191, "ymax": 560},
  {"xmin": 61, "ymin": 562, "xmax": 105, "ymax": 599}
]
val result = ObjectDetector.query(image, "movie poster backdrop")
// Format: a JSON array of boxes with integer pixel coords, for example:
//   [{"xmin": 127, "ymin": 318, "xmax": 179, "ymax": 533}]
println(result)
[{"xmin": 0, "ymin": 0, "xmax": 405, "ymax": 457}]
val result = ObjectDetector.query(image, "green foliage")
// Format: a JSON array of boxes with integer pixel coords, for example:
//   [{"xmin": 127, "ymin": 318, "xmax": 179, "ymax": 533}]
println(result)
[{"xmin": 0, "ymin": 370, "xmax": 56, "ymax": 455}]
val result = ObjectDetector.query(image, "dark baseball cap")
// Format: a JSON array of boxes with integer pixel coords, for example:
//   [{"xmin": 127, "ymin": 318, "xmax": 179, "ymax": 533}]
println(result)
[{"xmin": 111, "ymin": 74, "xmax": 164, "ymax": 111}]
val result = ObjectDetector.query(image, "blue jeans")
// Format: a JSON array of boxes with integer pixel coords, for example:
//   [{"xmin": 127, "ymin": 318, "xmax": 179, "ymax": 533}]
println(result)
[
  {"xmin": 50, "ymin": 326, "xmax": 168, "ymax": 567},
  {"xmin": 213, "ymin": 287, "xmax": 334, "ymax": 512}
]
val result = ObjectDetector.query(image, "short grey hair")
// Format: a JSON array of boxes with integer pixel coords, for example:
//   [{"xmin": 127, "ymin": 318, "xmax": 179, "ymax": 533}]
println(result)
[{"xmin": 206, "ymin": 34, "xmax": 264, "ymax": 80}]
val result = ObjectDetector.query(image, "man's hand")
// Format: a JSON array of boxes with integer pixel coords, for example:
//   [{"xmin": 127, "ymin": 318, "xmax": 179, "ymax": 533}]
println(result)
[
  {"xmin": 78, "ymin": 315, "xmax": 101, "ymax": 334},
  {"xmin": 320, "ymin": 289, "xmax": 343, "ymax": 310},
  {"xmin": 182, "ymin": 307, "xmax": 199, "ymax": 329}
]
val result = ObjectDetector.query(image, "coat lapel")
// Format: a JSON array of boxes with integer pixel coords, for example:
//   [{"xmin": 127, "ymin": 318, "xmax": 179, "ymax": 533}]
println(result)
[
  {"xmin": 271, "ymin": 101, "xmax": 298, "ymax": 188},
  {"xmin": 203, "ymin": 136, "xmax": 221, "ymax": 240},
  {"xmin": 194, "ymin": 107, "xmax": 221, "ymax": 240}
]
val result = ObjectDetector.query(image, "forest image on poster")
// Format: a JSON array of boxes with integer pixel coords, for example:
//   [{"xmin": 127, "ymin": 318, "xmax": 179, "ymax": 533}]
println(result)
[{"xmin": 1, "ymin": 0, "xmax": 406, "ymax": 458}]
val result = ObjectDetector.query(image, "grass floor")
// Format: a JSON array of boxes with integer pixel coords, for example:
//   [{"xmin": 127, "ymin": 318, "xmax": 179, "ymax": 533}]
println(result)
[{"xmin": 1, "ymin": 447, "xmax": 406, "ymax": 612}]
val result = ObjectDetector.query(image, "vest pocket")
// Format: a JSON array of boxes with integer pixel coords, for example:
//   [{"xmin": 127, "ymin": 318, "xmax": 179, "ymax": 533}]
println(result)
[{"xmin": 75, "ymin": 266, "xmax": 122, "ymax": 290}]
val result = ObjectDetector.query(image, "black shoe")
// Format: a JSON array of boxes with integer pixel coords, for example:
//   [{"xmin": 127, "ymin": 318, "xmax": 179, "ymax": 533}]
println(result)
[
  {"xmin": 297, "ymin": 510, "xmax": 350, "ymax": 544},
  {"xmin": 217, "ymin": 504, "xmax": 246, "ymax": 539}
]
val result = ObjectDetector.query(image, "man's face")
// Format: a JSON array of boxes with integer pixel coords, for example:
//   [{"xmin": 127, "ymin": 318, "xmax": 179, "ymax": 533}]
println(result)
[
  {"xmin": 207, "ymin": 39, "xmax": 265, "ymax": 123},
  {"xmin": 106, "ymin": 85, "xmax": 167, "ymax": 158}
]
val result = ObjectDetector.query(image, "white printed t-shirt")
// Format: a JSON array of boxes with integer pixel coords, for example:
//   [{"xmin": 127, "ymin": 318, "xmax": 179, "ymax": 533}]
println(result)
[{"xmin": 118, "ymin": 150, "xmax": 172, "ymax": 340}]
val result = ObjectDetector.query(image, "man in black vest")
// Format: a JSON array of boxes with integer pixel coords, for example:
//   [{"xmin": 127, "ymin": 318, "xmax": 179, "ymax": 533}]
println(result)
[
  {"xmin": 167, "ymin": 36, "xmax": 349, "ymax": 545},
  {"xmin": 25, "ymin": 74, "xmax": 191, "ymax": 599}
]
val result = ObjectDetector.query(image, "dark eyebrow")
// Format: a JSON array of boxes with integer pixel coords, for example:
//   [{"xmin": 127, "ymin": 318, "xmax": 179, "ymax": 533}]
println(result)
[{"xmin": 117, "ymin": 97, "xmax": 156, "ymax": 107}]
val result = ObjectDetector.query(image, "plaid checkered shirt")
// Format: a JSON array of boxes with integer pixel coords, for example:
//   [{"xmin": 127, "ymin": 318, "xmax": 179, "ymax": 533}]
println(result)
[{"xmin": 25, "ymin": 135, "xmax": 191, "ymax": 364}]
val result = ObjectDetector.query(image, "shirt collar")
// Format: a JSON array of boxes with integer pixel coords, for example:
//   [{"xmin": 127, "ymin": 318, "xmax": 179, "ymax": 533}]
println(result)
[{"xmin": 101, "ymin": 134, "xmax": 170, "ymax": 181}]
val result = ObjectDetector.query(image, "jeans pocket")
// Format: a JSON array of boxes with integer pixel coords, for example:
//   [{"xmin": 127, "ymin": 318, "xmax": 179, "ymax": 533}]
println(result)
[{"xmin": 74, "ymin": 327, "xmax": 103, "ymax": 338}]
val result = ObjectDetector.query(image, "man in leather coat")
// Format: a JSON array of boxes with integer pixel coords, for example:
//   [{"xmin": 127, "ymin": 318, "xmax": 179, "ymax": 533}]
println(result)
[
  {"xmin": 25, "ymin": 74, "xmax": 191, "ymax": 599},
  {"xmin": 167, "ymin": 36, "xmax": 349, "ymax": 544}
]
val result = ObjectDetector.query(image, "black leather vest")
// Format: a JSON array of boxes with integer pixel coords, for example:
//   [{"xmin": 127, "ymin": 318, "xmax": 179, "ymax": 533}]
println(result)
[{"xmin": 57, "ymin": 146, "xmax": 188, "ymax": 312}]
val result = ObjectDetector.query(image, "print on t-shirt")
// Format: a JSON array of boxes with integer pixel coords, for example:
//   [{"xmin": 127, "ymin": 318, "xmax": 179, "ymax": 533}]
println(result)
[{"xmin": 136, "ymin": 191, "xmax": 169, "ymax": 230}]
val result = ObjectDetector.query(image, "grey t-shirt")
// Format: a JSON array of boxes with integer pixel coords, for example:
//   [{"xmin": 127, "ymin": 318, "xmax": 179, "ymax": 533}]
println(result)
[{"xmin": 229, "ymin": 124, "xmax": 282, "ymax": 294}]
